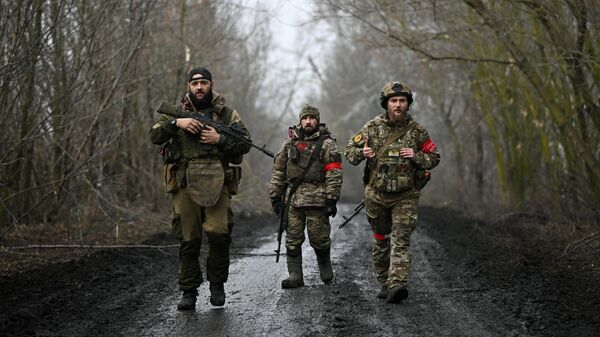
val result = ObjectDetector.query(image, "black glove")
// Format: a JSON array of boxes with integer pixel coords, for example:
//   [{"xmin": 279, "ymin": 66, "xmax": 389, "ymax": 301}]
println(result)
[
  {"xmin": 271, "ymin": 196, "xmax": 284, "ymax": 215},
  {"xmin": 326, "ymin": 199, "xmax": 337, "ymax": 217}
]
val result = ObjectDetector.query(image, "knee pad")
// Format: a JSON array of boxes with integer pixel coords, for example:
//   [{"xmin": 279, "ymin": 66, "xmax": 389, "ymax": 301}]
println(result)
[{"xmin": 367, "ymin": 212, "xmax": 392, "ymax": 236}]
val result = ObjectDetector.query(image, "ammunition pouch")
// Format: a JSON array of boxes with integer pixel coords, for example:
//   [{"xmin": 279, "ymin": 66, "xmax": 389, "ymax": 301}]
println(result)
[
  {"xmin": 163, "ymin": 163, "xmax": 179, "ymax": 193},
  {"xmin": 225, "ymin": 166, "xmax": 242, "ymax": 195},
  {"xmin": 289, "ymin": 145, "xmax": 299, "ymax": 163},
  {"xmin": 160, "ymin": 140, "xmax": 181, "ymax": 164},
  {"xmin": 186, "ymin": 158, "xmax": 224, "ymax": 207},
  {"xmin": 372, "ymin": 159, "xmax": 414, "ymax": 193},
  {"xmin": 414, "ymin": 168, "xmax": 431, "ymax": 190}
]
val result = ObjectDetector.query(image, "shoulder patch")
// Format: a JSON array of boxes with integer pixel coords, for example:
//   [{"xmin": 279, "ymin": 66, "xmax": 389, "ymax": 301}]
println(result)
[
  {"xmin": 353, "ymin": 133, "xmax": 363, "ymax": 144},
  {"xmin": 152, "ymin": 122, "xmax": 161, "ymax": 129}
]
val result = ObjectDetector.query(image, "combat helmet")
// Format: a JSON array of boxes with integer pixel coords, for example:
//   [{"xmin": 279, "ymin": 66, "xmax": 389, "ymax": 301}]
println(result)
[
  {"xmin": 299, "ymin": 103, "xmax": 320, "ymax": 122},
  {"xmin": 379, "ymin": 81, "xmax": 413, "ymax": 109}
]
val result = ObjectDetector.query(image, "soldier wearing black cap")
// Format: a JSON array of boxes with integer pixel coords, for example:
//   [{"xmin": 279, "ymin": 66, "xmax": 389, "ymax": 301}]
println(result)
[{"xmin": 150, "ymin": 67, "xmax": 251, "ymax": 310}]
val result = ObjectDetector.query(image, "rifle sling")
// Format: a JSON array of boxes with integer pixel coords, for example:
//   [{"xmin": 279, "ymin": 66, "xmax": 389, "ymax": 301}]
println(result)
[{"xmin": 280, "ymin": 134, "xmax": 327, "ymax": 224}]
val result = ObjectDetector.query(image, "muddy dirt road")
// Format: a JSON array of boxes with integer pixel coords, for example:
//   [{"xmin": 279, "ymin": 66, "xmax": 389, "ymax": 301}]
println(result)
[{"xmin": 1, "ymin": 205, "xmax": 599, "ymax": 336}]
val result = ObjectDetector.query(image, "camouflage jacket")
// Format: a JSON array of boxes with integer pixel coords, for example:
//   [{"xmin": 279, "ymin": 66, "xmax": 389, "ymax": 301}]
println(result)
[
  {"xmin": 269, "ymin": 124, "xmax": 343, "ymax": 208},
  {"xmin": 344, "ymin": 113, "xmax": 440, "ymax": 199},
  {"xmin": 150, "ymin": 91, "xmax": 251, "ymax": 165}
]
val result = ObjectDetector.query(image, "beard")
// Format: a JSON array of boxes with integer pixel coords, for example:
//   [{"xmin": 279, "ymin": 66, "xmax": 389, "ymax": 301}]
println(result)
[
  {"xmin": 301, "ymin": 124, "xmax": 317, "ymax": 136},
  {"xmin": 189, "ymin": 88, "xmax": 213, "ymax": 110}
]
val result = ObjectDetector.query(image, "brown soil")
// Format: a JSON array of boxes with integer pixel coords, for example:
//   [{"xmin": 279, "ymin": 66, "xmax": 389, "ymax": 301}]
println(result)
[{"xmin": 0, "ymin": 206, "xmax": 598, "ymax": 336}]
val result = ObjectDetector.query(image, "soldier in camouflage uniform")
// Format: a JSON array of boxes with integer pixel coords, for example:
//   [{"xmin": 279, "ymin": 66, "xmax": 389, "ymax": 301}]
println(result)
[
  {"xmin": 150, "ymin": 67, "xmax": 251, "ymax": 310},
  {"xmin": 269, "ymin": 104, "xmax": 343, "ymax": 288},
  {"xmin": 344, "ymin": 82, "xmax": 440, "ymax": 303}
]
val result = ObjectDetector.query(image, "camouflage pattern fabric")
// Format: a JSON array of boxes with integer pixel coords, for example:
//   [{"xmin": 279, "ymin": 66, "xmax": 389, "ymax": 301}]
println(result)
[
  {"xmin": 344, "ymin": 112, "xmax": 440, "ymax": 288},
  {"xmin": 298, "ymin": 103, "xmax": 320, "ymax": 121},
  {"xmin": 269, "ymin": 124, "xmax": 343, "ymax": 207},
  {"xmin": 369, "ymin": 195, "xmax": 418, "ymax": 286},
  {"xmin": 269, "ymin": 123, "xmax": 343, "ymax": 254},
  {"xmin": 285, "ymin": 206, "xmax": 331, "ymax": 253}
]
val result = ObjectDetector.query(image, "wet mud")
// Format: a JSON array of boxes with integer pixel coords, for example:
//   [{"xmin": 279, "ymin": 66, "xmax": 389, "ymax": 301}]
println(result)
[{"xmin": 1, "ymin": 206, "xmax": 598, "ymax": 336}]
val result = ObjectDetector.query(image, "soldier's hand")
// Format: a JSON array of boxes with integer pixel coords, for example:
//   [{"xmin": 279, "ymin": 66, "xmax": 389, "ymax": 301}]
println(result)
[
  {"xmin": 326, "ymin": 199, "xmax": 337, "ymax": 217},
  {"xmin": 400, "ymin": 147, "xmax": 415, "ymax": 159},
  {"xmin": 363, "ymin": 137, "xmax": 375, "ymax": 158},
  {"xmin": 200, "ymin": 126, "xmax": 221, "ymax": 145},
  {"xmin": 271, "ymin": 197, "xmax": 284, "ymax": 215},
  {"xmin": 176, "ymin": 118, "xmax": 203, "ymax": 134}
]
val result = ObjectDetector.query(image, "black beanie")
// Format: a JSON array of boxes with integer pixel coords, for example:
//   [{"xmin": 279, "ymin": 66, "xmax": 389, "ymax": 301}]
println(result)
[{"xmin": 188, "ymin": 67, "xmax": 212, "ymax": 82}]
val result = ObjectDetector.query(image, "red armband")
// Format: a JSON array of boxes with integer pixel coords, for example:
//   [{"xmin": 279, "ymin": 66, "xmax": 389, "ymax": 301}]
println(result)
[
  {"xmin": 324, "ymin": 162, "xmax": 342, "ymax": 172},
  {"xmin": 373, "ymin": 233, "xmax": 386, "ymax": 241},
  {"xmin": 421, "ymin": 139, "xmax": 437, "ymax": 153}
]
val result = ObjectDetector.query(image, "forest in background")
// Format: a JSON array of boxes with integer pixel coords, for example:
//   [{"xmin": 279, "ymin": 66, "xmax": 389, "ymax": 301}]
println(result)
[
  {"xmin": 1, "ymin": 0, "xmax": 598, "ymax": 247},
  {"xmin": 314, "ymin": 0, "xmax": 599, "ymax": 222}
]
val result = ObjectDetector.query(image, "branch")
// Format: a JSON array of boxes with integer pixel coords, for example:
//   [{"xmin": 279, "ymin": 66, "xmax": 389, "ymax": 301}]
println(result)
[
  {"xmin": 325, "ymin": 0, "xmax": 515, "ymax": 65},
  {"xmin": 559, "ymin": 232, "xmax": 600, "ymax": 259}
]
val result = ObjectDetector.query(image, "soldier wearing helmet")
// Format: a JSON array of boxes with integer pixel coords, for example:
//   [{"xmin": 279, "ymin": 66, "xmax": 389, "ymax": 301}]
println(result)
[
  {"xmin": 269, "ymin": 104, "xmax": 343, "ymax": 288},
  {"xmin": 344, "ymin": 81, "xmax": 440, "ymax": 303}
]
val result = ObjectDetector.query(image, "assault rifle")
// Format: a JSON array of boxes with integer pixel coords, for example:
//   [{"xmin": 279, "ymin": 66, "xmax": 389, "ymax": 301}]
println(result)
[
  {"xmin": 338, "ymin": 200, "xmax": 365, "ymax": 229},
  {"xmin": 275, "ymin": 204, "xmax": 287, "ymax": 263},
  {"xmin": 156, "ymin": 101, "xmax": 275, "ymax": 158}
]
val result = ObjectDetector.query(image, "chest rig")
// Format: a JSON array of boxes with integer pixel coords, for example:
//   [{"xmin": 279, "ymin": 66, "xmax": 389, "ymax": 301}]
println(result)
[
  {"xmin": 174, "ymin": 107, "xmax": 221, "ymax": 160},
  {"xmin": 286, "ymin": 137, "xmax": 326, "ymax": 184},
  {"xmin": 368, "ymin": 120, "xmax": 419, "ymax": 193}
]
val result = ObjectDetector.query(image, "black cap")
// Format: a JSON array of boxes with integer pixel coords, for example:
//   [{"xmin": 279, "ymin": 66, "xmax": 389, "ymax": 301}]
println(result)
[{"xmin": 188, "ymin": 67, "xmax": 212, "ymax": 82}]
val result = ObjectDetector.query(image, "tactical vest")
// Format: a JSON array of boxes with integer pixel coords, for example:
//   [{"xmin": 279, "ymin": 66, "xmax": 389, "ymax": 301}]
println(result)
[
  {"xmin": 369, "ymin": 121, "xmax": 420, "ymax": 193},
  {"xmin": 171, "ymin": 106, "xmax": 234, "ymax": 162},
  {"xmin": 286, "ymin": 138, "xmax": 326, "ymax": 184}
]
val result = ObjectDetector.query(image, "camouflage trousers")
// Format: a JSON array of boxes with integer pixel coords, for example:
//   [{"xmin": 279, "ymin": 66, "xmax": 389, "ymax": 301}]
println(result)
[
  {"xmin": 172, "ymin": 187, "xmax": 232, "ymax": 291},
  {"xmin": 285, "ymin": 206, "xmax": 331, "ymax": 256},
  {"xmin": 365, "ymin": 195, "xmax": 418, "ymax": 287}
]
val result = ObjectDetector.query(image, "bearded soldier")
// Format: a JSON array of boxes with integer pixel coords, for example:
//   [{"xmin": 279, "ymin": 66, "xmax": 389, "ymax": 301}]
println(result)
[
  {"xmin": 344, "ymin": 82, "xmax": 440, "ymax": 303},
  {"xmin": 269, "ymin": 104, "xmax": 343, "ymax": 288},
  {"xmin": 150, "ymin": 67, "xmax": 251, "ymax": 310}
]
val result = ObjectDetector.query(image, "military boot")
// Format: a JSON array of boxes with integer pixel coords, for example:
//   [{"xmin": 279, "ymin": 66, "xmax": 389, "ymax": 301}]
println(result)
[
  {"xmin": 386, "ymin": 285, "xmax": 408, "ymax": 304},
  {"xmin": 209, "ymin": 282, "xmax": 226, "ymax": 306},
  {"xmin": 177, "ymin": 289, "xmax": 197, "ymax": 310},
  {"xmin": 377, "ymin": 285, "xmax": 388, "ymax": 299},
  {"xmin": 314, "ymin": 248, "xmax": 334, "ymax": 284},
  {"xmin": 281, "ymin": 253, "xmax": 304, "ymax": 288}
]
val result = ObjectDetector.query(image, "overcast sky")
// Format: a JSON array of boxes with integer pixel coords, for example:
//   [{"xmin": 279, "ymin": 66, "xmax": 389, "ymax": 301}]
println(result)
[{"xmin": 257, "ymin": 0, "xmax": 336, "ymax": 123}]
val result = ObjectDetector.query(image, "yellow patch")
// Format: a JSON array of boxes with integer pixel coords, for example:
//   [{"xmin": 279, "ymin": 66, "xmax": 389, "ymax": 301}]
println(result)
[
  {"xmin": 388, "ymin": 150, "xmax": 399, "ymax": 157},
  {"xmin": 152, "ymin": 123, "xmax": 161, "ymax": 129},
  {"xmin": 353, "ymin": 133, "xmax": 363, "ymax": 144}
]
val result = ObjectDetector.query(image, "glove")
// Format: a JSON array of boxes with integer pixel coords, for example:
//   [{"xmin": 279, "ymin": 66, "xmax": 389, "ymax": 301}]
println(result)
[
  {"xmin": 326, "ymin": 199, "xmax": 337, "ymax": 217},
  {"xmin": 271, "ymin": 196, "xmax": 284, "ymax": 215}
]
